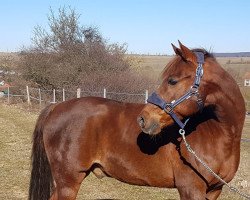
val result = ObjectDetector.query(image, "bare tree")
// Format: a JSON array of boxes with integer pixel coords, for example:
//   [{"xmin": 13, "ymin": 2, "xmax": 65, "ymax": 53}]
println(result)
[{"xmin": 19, "ymin": 7, "xmax": 136, "ymax": 91}]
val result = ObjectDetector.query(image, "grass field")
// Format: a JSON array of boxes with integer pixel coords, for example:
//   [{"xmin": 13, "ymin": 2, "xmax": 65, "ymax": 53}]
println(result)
[{"xmin": 0, "ymin": 103, "xmax": 249, "ymax": 200}]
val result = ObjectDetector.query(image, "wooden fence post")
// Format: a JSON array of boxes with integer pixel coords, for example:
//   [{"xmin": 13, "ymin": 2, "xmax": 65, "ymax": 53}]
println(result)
[
  {"xmin": 103, "ymin": 88, "xmax": 106, "ymax": 98},
  {"xmin": 145, "ymin": 90, "xmax": 148, "ymax": 104},
  {"xmin": 77, "ymin": 88, "xmax": 81, "ymax": 98},
  {"xmin": 26, "ymin": 86, "xmax": 31, "ymax": 105},
  {"xmin": 52, "ymin": 89, "xmax": 56, "ymax": 103},
  {"xmin": 38, "ymin": 88, "xmax": 42, "ymax": 106},
  {"xmin": 62, "ymin": 88, "xmax": 65, "ymax": 101}
]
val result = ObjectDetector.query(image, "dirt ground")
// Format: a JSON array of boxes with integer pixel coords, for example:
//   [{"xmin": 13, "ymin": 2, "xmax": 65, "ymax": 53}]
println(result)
[{"xmin": 0, "ymin": 103, "xmax": 249, "ymax": 199}]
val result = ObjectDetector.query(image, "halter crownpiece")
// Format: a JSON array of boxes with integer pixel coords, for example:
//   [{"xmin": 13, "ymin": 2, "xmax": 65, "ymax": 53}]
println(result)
[{"xmin": 147, "ymin": 51, "xmax": 204, "ymax": 129}]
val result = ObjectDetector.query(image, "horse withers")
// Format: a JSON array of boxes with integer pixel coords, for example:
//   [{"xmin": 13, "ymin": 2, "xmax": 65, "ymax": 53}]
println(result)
[{"xmin": 29, "ymin": 42, "xmax": 245, "ymax": 200}]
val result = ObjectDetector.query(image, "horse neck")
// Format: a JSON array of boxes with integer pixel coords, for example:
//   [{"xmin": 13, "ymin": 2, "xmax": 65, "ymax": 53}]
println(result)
[{"xmin": 204, "ymin": 60, "xmax": 245, "ymax": 137}]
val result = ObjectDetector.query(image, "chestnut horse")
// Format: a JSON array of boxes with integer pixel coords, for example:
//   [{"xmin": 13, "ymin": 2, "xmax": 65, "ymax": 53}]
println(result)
[{"xmin": 29, "ymin": 42, "xmax": 245, "ymax": 200}]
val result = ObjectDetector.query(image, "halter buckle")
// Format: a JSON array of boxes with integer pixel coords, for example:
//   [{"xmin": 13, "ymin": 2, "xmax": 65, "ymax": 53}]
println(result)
[{"xmin": 164, "ymin": 104, "xmax": 174, "ymax": 114}]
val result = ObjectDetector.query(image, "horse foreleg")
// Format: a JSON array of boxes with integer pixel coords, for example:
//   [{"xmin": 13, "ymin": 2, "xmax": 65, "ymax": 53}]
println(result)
[
  {"xmin": 206, "ymin": 186, "xmax": 223, "ymax": 200},
  {"xmin": 176, "ymin": 175, "xmax": 207, "ymax": 200},
  {"xmin": 178, "ymin": 185, "xmax": 207, "ymax": 200}
]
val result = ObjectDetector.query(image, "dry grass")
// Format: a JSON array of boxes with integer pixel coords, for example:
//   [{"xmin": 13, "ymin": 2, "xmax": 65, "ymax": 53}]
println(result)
[
  {"xmin": 133, "ymin": 55, "xmax": 250, "ymax": 72},
  {"xmin": 0, "ymin": 103, "xmax": 249, "ymax": 200},
  {"xmin": 0, "ymin": 104, "xmax": 37, "ymax": 199}
]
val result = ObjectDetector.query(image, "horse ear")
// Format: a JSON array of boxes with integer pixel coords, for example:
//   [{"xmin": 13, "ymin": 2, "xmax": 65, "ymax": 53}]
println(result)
[
  {"xmin": 171, "ymin": 43, "xmax": 183, "ymax": 57},
  {"xmin": 178, "ymin": 40, "xmax": 197, "ymax": 64}
]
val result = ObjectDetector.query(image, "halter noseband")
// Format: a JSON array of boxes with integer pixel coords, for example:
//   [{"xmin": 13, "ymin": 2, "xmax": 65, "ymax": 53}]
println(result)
[{"xmin": 147, "ymin": 52, "xmax": 204, "ymax": 129}]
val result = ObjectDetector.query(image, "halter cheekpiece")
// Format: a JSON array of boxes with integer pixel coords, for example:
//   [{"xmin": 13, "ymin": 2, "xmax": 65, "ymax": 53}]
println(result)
[{"xmin": 147, "ymin": 52, "xmax": 204, "ymax": 129}]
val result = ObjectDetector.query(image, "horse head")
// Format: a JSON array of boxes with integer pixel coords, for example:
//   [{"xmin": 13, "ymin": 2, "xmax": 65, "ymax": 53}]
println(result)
[{"xmin": 137, "ymin": 41, "xmax": 245, "ymax": 135}]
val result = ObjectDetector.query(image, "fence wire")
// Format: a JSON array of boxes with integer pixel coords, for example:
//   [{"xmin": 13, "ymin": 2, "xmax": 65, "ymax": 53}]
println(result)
[
  {"xmin": 0, "ymin": 86, "xmax": 148, "ymax": 105},
  {"xmin": 2, "ymin": 86, "xmax": 250, "ymax": 109}
]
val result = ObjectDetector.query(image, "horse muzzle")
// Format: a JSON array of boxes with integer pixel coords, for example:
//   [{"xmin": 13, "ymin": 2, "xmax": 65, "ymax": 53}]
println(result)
[{"xmin": 137, "ymin": 112, "xmax": 162, "ymax": 135}]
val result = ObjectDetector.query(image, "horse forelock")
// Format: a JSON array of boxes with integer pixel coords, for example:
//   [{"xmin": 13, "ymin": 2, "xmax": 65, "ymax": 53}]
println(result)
[{"xmin": 191, "ymin": 48, "xmax": 214, "ymax": 59}]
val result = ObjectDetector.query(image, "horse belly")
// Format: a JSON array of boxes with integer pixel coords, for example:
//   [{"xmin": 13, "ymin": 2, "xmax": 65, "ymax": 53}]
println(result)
[{"xmin": 99, "ymin": 151, "xmax": 175, "ymax": 188}]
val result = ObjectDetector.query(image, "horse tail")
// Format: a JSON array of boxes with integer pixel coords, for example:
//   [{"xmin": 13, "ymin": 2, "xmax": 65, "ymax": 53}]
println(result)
[{"xmin": 28, "ymin": 104, "xmax": 56, "ymax": 200}]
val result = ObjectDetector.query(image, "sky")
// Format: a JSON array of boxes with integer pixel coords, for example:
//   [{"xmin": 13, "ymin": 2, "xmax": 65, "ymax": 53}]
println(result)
[{"xmin": 0, "ymin": 0, "xmax": 249, "ymax": 54}]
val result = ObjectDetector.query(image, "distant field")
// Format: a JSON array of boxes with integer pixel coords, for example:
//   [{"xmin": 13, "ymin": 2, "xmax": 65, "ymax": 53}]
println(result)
[
  {"xmin": 134, "ymin": 55, "xmax": 250, "ymax": 72},
  {"xmin": 0, "ymin": 103, "xmax": 249, "ymax": 199},
  {"xmin": 129, "ymin": 55, "xmax": 250, "ymax": 85}
]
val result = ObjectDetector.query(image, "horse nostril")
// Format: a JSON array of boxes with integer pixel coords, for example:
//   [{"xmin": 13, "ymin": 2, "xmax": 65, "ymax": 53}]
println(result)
[{"xmin": 137, "ymin": 116, "xmax": 145, "ymax": 128}]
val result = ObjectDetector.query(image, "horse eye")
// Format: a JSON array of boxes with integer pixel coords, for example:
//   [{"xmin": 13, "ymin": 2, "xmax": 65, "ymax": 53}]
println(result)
[{"xmin": 168, "ymin": 78, "xmax": 178, "ymax": 85}]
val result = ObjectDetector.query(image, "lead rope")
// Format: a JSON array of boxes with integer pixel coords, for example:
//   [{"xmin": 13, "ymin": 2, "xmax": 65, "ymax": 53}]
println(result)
[{"xmin": 179, "ymin": 128, "xmax": 250, "ymax": 199}]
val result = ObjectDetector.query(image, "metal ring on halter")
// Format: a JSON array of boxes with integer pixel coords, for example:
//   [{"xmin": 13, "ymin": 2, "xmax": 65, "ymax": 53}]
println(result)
[
  {"xmin": 190, "ymin": 85, "xmax": 199, "ymax": 94},
  {"xmin": 179, "ymin": 129, "xmax": 185, "ymax": 135}
]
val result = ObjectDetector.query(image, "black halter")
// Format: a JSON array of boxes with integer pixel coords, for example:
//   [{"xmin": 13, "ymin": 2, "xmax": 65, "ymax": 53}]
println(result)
[{"xmin": 147, "ymin": 52, "xmax": 204, "ymax": 129}]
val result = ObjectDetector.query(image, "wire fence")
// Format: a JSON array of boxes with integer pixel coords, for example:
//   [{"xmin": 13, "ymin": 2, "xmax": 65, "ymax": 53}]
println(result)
[
  {"xmin": 0, "ymin": 86, "xmax": 149, "ymax": 106},
  {"xmin": 2, "ymin": 85, "xmax": 250, "ymax": 111}
]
